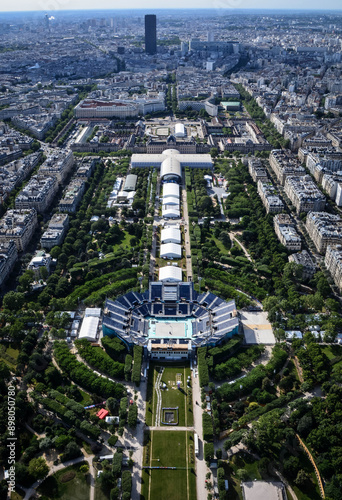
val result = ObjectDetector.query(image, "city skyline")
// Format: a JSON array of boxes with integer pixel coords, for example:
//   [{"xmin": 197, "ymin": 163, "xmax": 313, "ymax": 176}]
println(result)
[{"xmin": 1, "ymin": 3, "xmax": 342, "ymax": 13}]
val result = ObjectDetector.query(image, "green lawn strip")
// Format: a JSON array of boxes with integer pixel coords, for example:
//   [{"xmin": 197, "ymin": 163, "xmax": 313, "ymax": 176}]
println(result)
[
  {"xmin": 112, "ymin": 230, "xmax": 133, "ymax": 252},
  {"xmin": 147, "ymin": 430, "xmax": 191, "ymax": 500},
  {"xmin": 145, "ymin": 364, "xmax": 155, "ymax": 426},
  {"xmin": 185, "ymin": 366, "xmax": 194, "ymax": 427},
  {"xmin": 0, "ymin": 356, "xmax": 16, "ymax": 370},
  {"xmin": 94, "ymin": 483, "xmax": 110, "ymax": 500},
  {"xmin": 160, "ymin": 366, "xmax": 187, "ymax": 426},
  {"xmin": 6, "ymin": 346, "xmax": 20, "ymax": 360},
  {"xmin": 152, "ymin": 430, "xmax": 186, "ymax": 467},
  {"xmin": 321, "ymin": 346, "xmax": 337, "ymax": 360},
  {"xmin": 0, "ymin": 343, "xmax": 20, "ymax": 369},
  {"xmin": 37, "ymin": 462, "xmax": 90, "ymax": 500},
  {"xmin": 140, "ymin": 468, "xmax": 150, "ymax": 500},
  {"xmin": 78, "ymin": 389, "xmax": 92, "ymax": 406},
  {"xmin": 211, "ymin": 236, "xmax": 230, "ymax": 255},
  {"xmin": 187, "ymin": 431, "xmax": 196, "ymax": 500},
  {"xmin": 150, "ymin": 470, "xmax": 187, "ymax": 500},
  {"xmin": 148, "ymin": 363, "xmax": 191, "ymax": 427},
  {"xmin": 152, "ymin": 365, "xmax": 158, "ymax": 425},
  {"xmin": 332, "ymin": 358, "xmax": 342, "ymax": 372},
  {"xmin": 287, "ymin": 359, "xmax": 300, "ymax": 382}
]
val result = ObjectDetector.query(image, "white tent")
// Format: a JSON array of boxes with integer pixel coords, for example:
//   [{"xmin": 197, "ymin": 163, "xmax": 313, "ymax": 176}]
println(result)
[
  {"xmin": 78, "ymin": 316, "xmax": 99, "ymax": 341},
  {"xmin": 162, "ymin": 205, "xmax": 180, "ymax": 219},
  {"xmin": 159, "ymin": 266, "xmax": 182, "ymax": 282},
  {"xmin": 160, "ymin": 243, "xmax": 182, "ymax": 259},
  {"xmin": 174, "ymin": 123, "xmax": 186, "ymax": 137},
  {"xmin": 85, "ymin": 307, "xmax": 101, "ymax": 318},
  {"xmin": 162, "ymin": 196, "xmax": 179, "ymax": 206},
  {"xmin": 161, "ymin": 227, "xmax": 181, "ymax": 244},
  {"xmin": 163, "ymin": 183, "xmax": 180, "ymax": 199}
]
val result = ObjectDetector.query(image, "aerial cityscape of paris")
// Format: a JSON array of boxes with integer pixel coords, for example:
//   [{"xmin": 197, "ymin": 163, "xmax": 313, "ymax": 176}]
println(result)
[{"xmin": 0, "ymin": 4, "xmax": 342, "ymax": 500}]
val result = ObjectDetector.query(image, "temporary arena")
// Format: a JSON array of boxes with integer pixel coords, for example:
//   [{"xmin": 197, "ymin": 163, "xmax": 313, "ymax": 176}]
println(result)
[{"xmin": 102, "ymin": 282, "xmax": 239, "ymax": 360}]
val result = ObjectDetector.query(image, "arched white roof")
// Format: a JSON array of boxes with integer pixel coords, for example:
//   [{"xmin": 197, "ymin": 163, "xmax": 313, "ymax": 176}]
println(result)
[
  {"xmin": 162, "ymin": 196, "xmax": 179, "ymax": 206},
  {"xmin": 159, "ymin": 266, "xmax": 182, "ymax": 282},
  {"xmin": 162, "ymin": 149, "xmax": 180, "ymax": 156},
  {"xmin": 174, "ymin": 123, "xmax": 186, "ymax": 137},
  {"xmin": 160, "ymin": 156, "xmax": 181, "ymax": 180},
  {"xmin": 163, "ymin": 183, "xmax": 180, "ymax": 198},
  {"xmin": 79, "ymin": 316, "xmax": 99, "ymax": 341},
  {"xmin": 160, "ymin": 243, "xmax": 182, "ymax": 259},
  {"xmin": 161, "ymin": 227, "xmax": 181, "ymax": 244},
  {"xmin": 162, "ymin": 206, "xmax": 181, "ymax": 218}
]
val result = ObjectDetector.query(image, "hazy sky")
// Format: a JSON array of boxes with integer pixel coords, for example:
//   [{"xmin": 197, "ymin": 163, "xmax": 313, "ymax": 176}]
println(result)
[{"xmin": 1, "ymin": 0, "xmax": 342, "ymax": 12}]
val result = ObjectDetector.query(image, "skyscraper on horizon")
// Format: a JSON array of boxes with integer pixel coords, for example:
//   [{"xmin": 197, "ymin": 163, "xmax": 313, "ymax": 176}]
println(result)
[{"xmin": 145, "ymin": 14, "xmax": 157, "ymax": 55}]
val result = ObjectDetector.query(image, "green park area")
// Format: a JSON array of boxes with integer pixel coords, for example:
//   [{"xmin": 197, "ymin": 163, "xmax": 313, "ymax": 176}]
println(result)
[
  {"xmin": 0, "ymin": 343, "xmax": 19, "ymax": 370},
  {"xmin": 37, "ymin": 462, "xmax": 90, "ymax": 500},
  {"xmin": 145, "ymin": 363, "xmax": 193, "ymax": 427},
  {"xmin": 322, "ymin": 344, "xmax": 342, "ymax": 374},
  {"xmin": 141, "ymin": 430, "xmax": 196, "ymax": 500},
  {"xmin": 223, "ymin": 451, "xmax": 320, "ymax": 500}
]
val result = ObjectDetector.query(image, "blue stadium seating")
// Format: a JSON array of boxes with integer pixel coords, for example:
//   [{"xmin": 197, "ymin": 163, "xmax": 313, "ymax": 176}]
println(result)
[
  {"xmin": 201, "ymin": 292, "xmax": 217, "ymax": 308},
  {"xmin": 153, "ymin": 303, "xmax": 163, "ymax": 315},
  {"xmin": 106, "ymin": 299, "xmax": 129, "ymax": 314},
  {"xmin": 103, "ymin": 317, "xmax": 126, "ymax": 333},
  {"xmin": 179, "ymin": 284, "xmax": 191, "ymax": 301},
  {"xmin": 179, "ymin": 303, "xmax": 188, "ymax": 315},
  {"xmin": 165, "ymin": 306, "xmax": 177, "ymax": 316},
  {"xmin": 109, "ymin": 312, "xmax": 129, "ymax": 324},
  {"xmin": 116, "ymin": 295, "xmax": 132, "ymax": 309},
  {"xmin": 151, "ymin": 284, "xmax": 163, "ymax": 300},
  {"xmin": 137, "ymin": 304, "xmax": 148, "ymax": 316},
  {"xmin": 103, "ymin": 282, "xmax": 239, "ymax": 350}
]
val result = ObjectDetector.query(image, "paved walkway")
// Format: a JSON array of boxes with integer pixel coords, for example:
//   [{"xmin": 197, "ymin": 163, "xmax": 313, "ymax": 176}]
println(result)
[
  {"xmin": 192, "ymin": 367, "xmax": 209, "ymax": 500},
  {"xmin": 229, "ymin": 231, "xmax": 256, "ymax": 269},
  {"xmin": 154, "ymin": 367, "xmax": 164, "ymax": 426},
  {"xmin": 113, "ymin": 359, "xmax": 148, "ymax": 500},
  {"xmin": 148, "ymin": 426, "xmax": 194, "ymax": 431}
]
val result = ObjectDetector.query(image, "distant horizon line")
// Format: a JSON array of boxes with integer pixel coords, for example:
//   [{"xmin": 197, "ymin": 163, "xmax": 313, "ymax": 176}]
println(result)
[{"xmin": 1, "ymin": 7, "xmax": 342, "ymax": 13}]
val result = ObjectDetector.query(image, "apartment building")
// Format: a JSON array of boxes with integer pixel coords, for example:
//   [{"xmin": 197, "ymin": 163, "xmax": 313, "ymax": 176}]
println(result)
[
  {"xmin": 59, "ymin": 178, "xmax": 85, "ymax": 213},
  {"xmin": 40, "ymin": 213, "xmax": 69, "ymax": 249},
  {"xmin": 12, "ymin": 113, "xmax": 58, "ymax": 140},
  {"xmin": 273, "ymin": 213, "xmax": 301, "ymax": 251},
  {"xmin": 288, "ymin": 250, "xmax": 316, "ymax": 280},
  {"xmin": 39, "ymin": 151, "xmax": 74, "ymax": 183},
  {"xmin": 0, "ymin": 209, "xmax": 38, "ymax": 251},
  {"xmin": 325, "ymin": 244, "xmax": 342, "ymax": 292},
  {"xmin": 305, "ymin": 211, "xmax": 342, "ymax": 254},
  {"xmin": 284, "ymin": 175, "xmax": 325, "ymax": 214},
  {"xmin": 76, "ymin": 157, "xmax": 97, "ymax": 178},
  {"xmin": 257, "ymin": 181, "xmax": 284, "ymax": 214},
  {"xmin": 269, "ymin": 149, "xmax": 306, "ymax": 186},
  {"xmin": 306, "ymin": 151, "xmax": 342, "ymax": 176},
  {"xmin": 0, "ymin": 152, "xmax": 41, "ymax": 204},
  {"xmin": 15, "ymin": 175, "xmax": 58, "ymax": 213},
  {"xmin": 0, "ymin": 240, "xmax": 18, "ymax": 288},
  {"xmin": 248, "ymin": 157, "xmax": 268, "ymax": 183}
]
